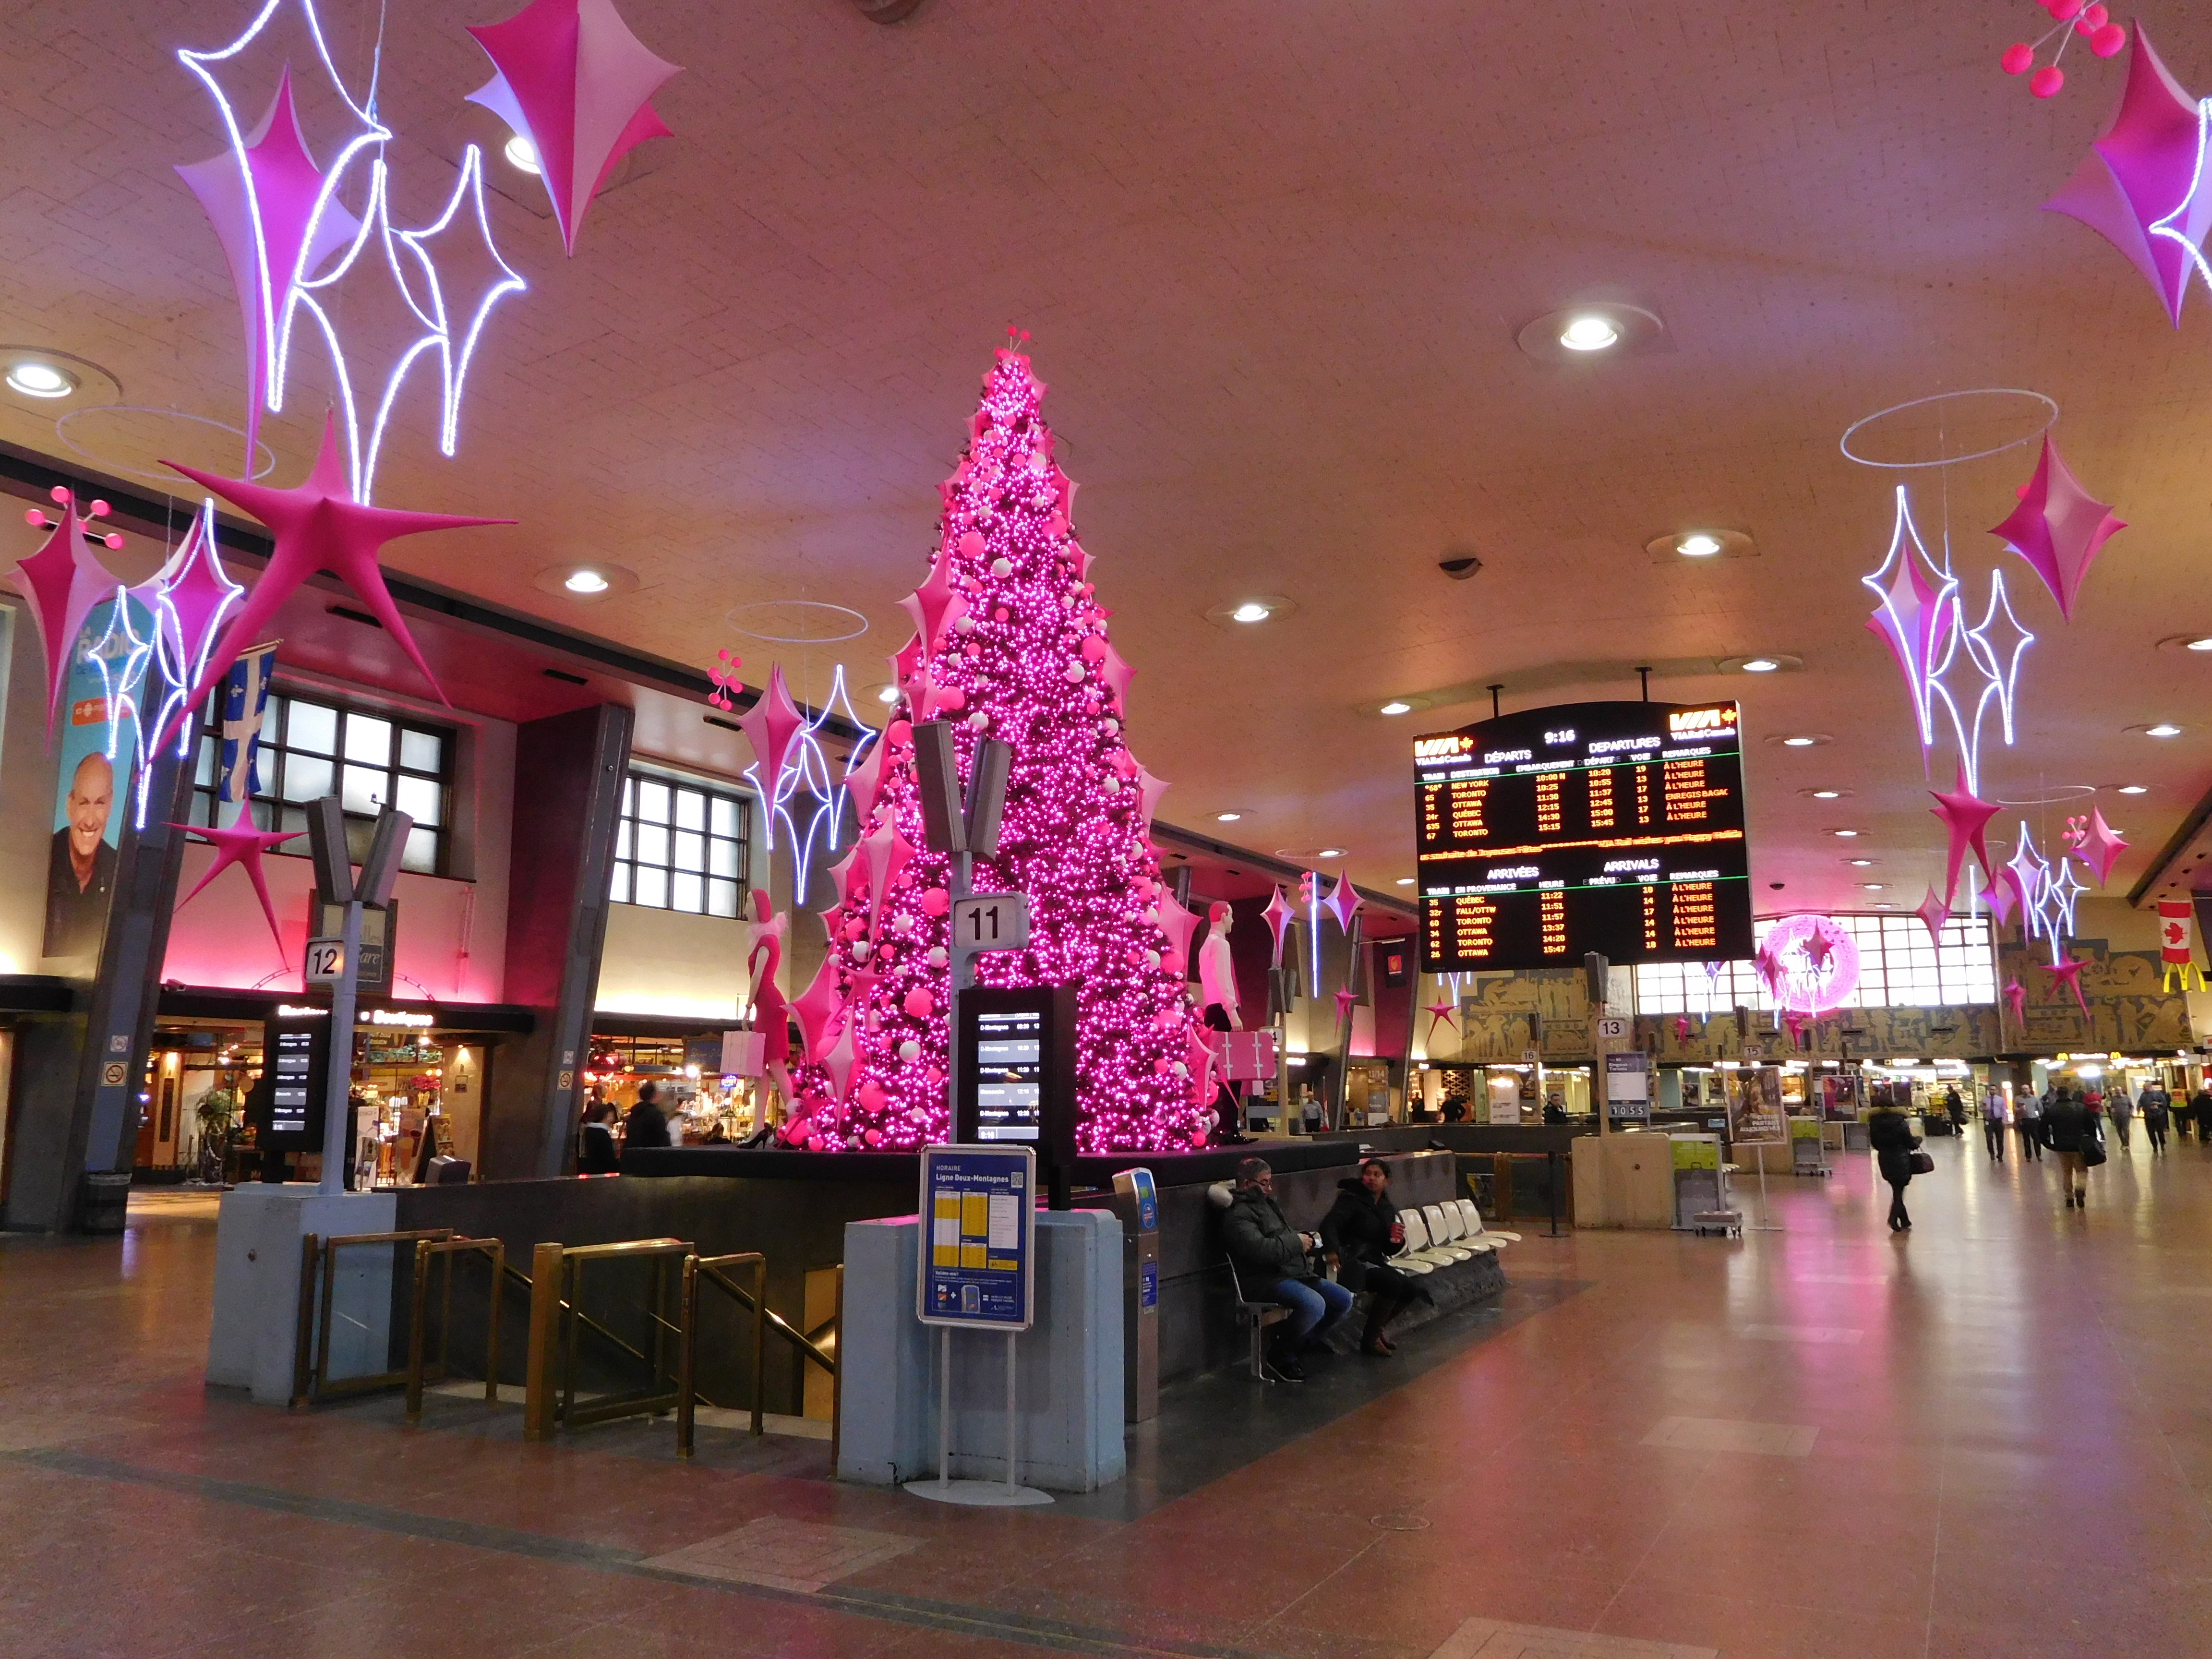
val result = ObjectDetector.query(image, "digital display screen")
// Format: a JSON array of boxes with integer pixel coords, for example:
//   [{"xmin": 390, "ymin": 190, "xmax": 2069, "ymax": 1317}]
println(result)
[
  {"xmin": 1415, "ymin": 699, "xmax": 1754, "ymax": 972},
  {"xmin": 269, "ymin": 1025, "xmax": 317, "ymax": 1137},
  {"xmin": 972, "ymin": 1008, "xmax": 1043, "ymax": 1142}
]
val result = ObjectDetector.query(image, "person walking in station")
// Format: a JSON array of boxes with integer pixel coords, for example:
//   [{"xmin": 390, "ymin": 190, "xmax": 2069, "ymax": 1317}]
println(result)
[
  {"xmin": 1869, "ymin": 1100, "xmax": 1922, "ymax": 1231},
  {"xmin": 2142, "ymin": 1081, "xmax": 2172, "ymax": 1157},
  {"xmin": 2016, "ymin": 1086, "xmax": 2044, "ymax": 1161},
  {"xmin": 1982, "ymin": 1080, "xmax": 2009, "ymax": 1162},
  {"xmin": 2105, "ymin": 1083, "xmax": 2133, "ymax": 1151},
  {"xmin": 2042, "ymin": 1088, "xmax": 2099, "ymax": 1209}
]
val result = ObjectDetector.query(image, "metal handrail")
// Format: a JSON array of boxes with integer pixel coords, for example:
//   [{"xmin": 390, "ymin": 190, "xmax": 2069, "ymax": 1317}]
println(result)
[
  {"xmin": 499, "ymin": 1255, "xmax": 650, "ymax": 1370},
  {"xmin": 406, "ymin": 1237, "xmax": 505, "ymax": 1424},
  {"xmin": 289, "ymin": 1228, "xmax": 503, "ymax": 1411},
  {"xmin": 678, "ymin": 1252, "xmax": 767, "ymax": 1454},
  {"xmin": 522, "ymin": 1238, "xmax": 693, "ymax": 1441}
]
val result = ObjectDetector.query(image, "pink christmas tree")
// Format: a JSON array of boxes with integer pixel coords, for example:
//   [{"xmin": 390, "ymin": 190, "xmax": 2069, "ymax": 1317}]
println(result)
[{"xmin": 781, "ymin": 340, "xmax": 1214, "ymax": 1154}]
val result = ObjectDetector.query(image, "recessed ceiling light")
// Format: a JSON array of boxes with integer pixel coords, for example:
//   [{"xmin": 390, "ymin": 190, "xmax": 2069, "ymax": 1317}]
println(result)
[
  {"xmin": 2146, "ymin": 722, "xmax": 2184, "ymax": 738},
  {"xmin": 1318, "ymin": 847, "xmax": 1347, "ymax": 858},
  {"xmin": 563, "ymin": 569, "xmax": 610, "ymax": 595},
  {"xmin": 1214, "ymin": 811, "xmax": 1244, "ymax": 823},
  {"xmin": 1847, "ymin": 859, "xmax": 1875, "ymax": 867},
  {"xmin": 875, "ymin": 684, "xmax": 900, "ymax": 705},
  {"xmin": 2188, "ymin": 637, "xmax": 2212, "ymax": 652},
  {"xmin": 1395, "ymin": 877, "xmax": 1415, "ymax": 886},
  {"xmin": 2118, "ymin": 784, "xmax": 2148, "ymax": 794},
  {"xmin": 1558, "ymin": 314, "xmax": 1619, "ymax": 351},
  {"xmin": 1378, "ymin": 699, "xmax": 1414, "ymax": 716},
  {"xmin": 1782, "ymin": 736, "xmax": 1820, "ymax": 747},
  {"xmin": 1811, "ymin": 789, "xmax": 1843, "ymax": 800},
  {"xmin": 1832, "ymin": 829, "xmax": 1860, "ymax": 838},
  {"xmin": 6, "ymin": 360, "xmax": 77, "ymax": 398},
  {"xmin": 1873, "ymin": 902, "xmax": 1896, "ymax": 910},
  {"xmin": 505, "ymin": 134, "xmax": 541, "ymax": 175},
  {"xmin": 1863, "ymin": 883, "xmax": 1885, "ymax": 891},
  {"xmin": 1739, "ymin": 658, "xmax": 1780, "ymax": 673},
  {"xmin": 1230, "ymin": 601, "xmax": 1271, "ymax": 624},
  {"xmin": 1677, "ymin": 532, "xmax": 1723, "ymax": 558}
]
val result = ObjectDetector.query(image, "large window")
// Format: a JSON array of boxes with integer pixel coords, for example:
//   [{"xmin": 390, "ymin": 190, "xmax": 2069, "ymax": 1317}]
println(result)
[
  {"xmin": 191, "ymin": 691, "xmax": 451, "ymax": 875},
  {"xmin": 1633, "ymin": 914, "xmax": 1998, "ymax": 1014},
  {"xmin": 610, "ymin": 770, "xmax": 749, "ymax": 917}
]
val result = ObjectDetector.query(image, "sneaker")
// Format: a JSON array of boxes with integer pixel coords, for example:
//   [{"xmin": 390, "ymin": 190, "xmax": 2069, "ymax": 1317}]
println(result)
[{"xmin": 1272, "ymin": 1354, "xmax": 1306, "ymax": 1382}]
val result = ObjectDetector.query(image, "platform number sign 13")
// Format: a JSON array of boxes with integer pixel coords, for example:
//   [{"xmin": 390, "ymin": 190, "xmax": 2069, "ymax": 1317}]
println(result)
[
  {"xmin": 951, "ymin": 893, "xmax": 1030, "ymax": 953},
  {"xmin": 304, "ymin": 937, "xmax": 346, "ymax": 983}
]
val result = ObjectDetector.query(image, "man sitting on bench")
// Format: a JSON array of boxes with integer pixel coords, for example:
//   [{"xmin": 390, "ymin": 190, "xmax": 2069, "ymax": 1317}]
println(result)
[{"xmin": 1222, "ymin": 1155, "xmax": 1350, "ymax": 1380}]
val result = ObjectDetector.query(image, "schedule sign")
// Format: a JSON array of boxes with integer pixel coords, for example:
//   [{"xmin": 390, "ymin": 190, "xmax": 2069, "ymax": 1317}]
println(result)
[{"xmin": 1415, "ymin": 699, "xmax": 1754, "ymax": 971}]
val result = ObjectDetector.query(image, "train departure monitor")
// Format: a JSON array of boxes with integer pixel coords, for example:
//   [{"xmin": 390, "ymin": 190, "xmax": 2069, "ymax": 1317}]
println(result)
[{"xmin": 1415, "ymin": 699, "xmax": 1755, "ymax": 972}]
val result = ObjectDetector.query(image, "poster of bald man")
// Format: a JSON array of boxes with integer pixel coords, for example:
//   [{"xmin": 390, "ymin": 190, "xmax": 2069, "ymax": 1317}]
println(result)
[{"xmin": 42, "ymin": 599, "xmax": 141, "ymax": 963}]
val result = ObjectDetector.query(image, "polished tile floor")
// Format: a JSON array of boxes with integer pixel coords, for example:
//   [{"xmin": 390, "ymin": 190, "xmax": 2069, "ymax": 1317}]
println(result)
[{"xmin": 5, "ymin": 1135, "xmax": 2211, "ymax": 1659}]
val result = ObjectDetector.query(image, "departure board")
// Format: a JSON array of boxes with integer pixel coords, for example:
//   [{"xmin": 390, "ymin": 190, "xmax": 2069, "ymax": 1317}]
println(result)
[{"xmin": 1414, "ymin": 700, "xmax": 1755, "ymax": 972}]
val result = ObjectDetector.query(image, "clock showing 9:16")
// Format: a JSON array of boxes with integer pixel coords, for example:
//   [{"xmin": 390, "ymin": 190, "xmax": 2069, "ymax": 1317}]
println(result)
[{"xmin": 1413, "ymin": 699, "xmax": 1755, "ymax": 973}]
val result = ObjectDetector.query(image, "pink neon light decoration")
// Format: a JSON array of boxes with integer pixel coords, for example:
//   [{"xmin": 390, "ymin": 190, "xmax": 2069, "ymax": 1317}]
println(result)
[
  {"xmin": 1760, "ymin": 915, "xmax": 1861, "ymax": 1016},
  {"xmin": 466, "ymin": 0, "xmax": 680, "ymax": 256},
  {"xmin": 782, "ymin": 341, "xmax": 1212, "ymax": 1153}
]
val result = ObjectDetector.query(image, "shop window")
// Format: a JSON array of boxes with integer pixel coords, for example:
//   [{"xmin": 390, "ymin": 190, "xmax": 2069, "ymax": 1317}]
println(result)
[
  {"xmin": 609, "ymin": 770, "xmax": 748, "ymax": 917},
  {"xmin": 1633, "ymin": 914, "xmax": 1997, "ymax": 1015},
  {"xmin": 188, "ymin": 692, "xmax": 453, "ymax": 875}
]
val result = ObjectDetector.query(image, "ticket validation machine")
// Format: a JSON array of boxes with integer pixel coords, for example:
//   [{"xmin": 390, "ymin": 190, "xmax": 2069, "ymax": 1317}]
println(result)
[
  {"xmin": 1113, "ymin": 1167, "xmax": 1160, "ymax": 1423},
  {"xmin": 956, "ymin": 984, "xmax": 1078, "ymax": 1208}
]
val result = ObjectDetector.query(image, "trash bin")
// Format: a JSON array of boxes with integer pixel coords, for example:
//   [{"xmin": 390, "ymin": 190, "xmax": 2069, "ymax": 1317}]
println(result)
[{"xmin": 79, "ymin": 1171, "xmax": 132, "ymax": 1235}]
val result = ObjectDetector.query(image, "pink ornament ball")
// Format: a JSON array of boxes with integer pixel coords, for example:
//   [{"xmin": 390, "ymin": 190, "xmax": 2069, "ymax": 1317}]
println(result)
[
  {"xmin": 993, "ymin": 606, "xmax": 1010, "ymax": 622},
  {"xmin": 2091, "ymin": 22, "xmax": 2125, "ymax": 55},
  {"xmin": 1080, "ymin": 635, "xmax": 1107, "ymax": 662},
  {"xmin": 806, "ymin": 1135, "xmax": 825, "ymax": 1152},
  {"xmin": 903, "ymin": 987, "xmax": 934, "ymax": 1019},
  {"xmin": 2000, "ymin": 42, "xmax": 2032, "ymax": 74},
  {"xmin": 845, "ymin": 918, "xmax": 867, "ymax": 939},
  {"xmin": 2031, "ymin": 65, "xmax": 2064, "ymax": 97},
  {"xmin": 887, "ymin": 719, "xmax": 912, "ymax": 746},
  {"xmin": 857, "ymin": 1080, "xmax": 888, "ymax": 1111},
  {"xmin": 2080, "ymin": 3, "xmax": 2107, "ymax": 25},
  {"xmin": 2049, "ymin": 0, "xmax": 2081, "ymax": 18},
  {"xmin": 920, "ymin": 886, "xmax": 950, "ymax": 915},
  {"xmin": 959, "ymin": 531, "xmax": 986, "ymax": 559},
  {"xmin": 864, "ymin": 1128, "xmax": 884, "ymax": 1147},
  {"xmin": 939, "ymin": 686, "xmax": 966, "ymax": 710}
]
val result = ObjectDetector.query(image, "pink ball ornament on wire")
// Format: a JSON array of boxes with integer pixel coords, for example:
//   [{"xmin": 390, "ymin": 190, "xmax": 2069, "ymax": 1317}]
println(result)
[
  {"xmin": 2090, "ymin": 22, "xmax": 2124, "ymax": 55},
  {"xmin": 2032, "ymin": 64, "xmax": 2064, "ymax": 97},
  {"xmin": 2002, "ymin": 42, "xmax": 2033, "ymax": 73}
]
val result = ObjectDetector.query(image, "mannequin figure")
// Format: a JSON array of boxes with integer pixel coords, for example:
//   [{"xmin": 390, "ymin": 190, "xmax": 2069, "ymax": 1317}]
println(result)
[
  {"xmin": 745, "ymin": 890, "xmax": 792, "ymax": 1123},
  {"xmin": 1199, "ymin": 902, "xmax": 1246, "ymax": 1142}
]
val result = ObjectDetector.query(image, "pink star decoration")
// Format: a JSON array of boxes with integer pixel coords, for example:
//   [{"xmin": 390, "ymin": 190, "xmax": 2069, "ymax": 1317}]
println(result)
[
  {"xmin": 899, "ymin": 545, "xmax": 969, "ymax": 658},
  {"xmin": 2077, "ymin": 805, "xmax": 2128, "ymax": 886},
  {"xmin": 160, "ymin": 420, "xmax": 510, "ymax": 742},
  {"xmin": 171, "ymin": 823, "xmax": 302, "ymax": 959},
  {"xmin": 791, "ymin": 952, "xmax": 846, "ymax": 1064},
  {"xmin": 174, "ymin": 68, "xmax": 366, "ymax": 467},
  {"xmin": 7, "ymin": 488, "xmax": 123, "ymax": 739},
  {"xmin": 858, "ymin": 821, "xmax": 914, "ymax": 942},
  {"xmin": 1153, "ymin": 889, "xmax": 1201, "ymax": 978},
  {"xmin": 1929, "ymin": 762, "xmax": 2002, "ymax": 905},
  {"xmin": 1988, "ymin": 436, "xmax": 2126, "ymax": 624},
  {"xmin": 1323, "ymin": 869, "xmax": 1363, "ymax": 935},
  {"xmin": 1915, "ymin": 885, "xmax": 1950, "ymax": 946},
  {"xmin": 466, "ymin": 0, "xmax": 681, "ymax": 256},
  {"xmin": 2042, "ymin": 955, "xmax": 2091, "ymax": 1017},
  {"xmin": 2045, "ymin": 23, "xmax": 2212, "ymax": 326},
  {"xmin": 1262, "ymin": 886, "xmax": 1295, "ymax": 968},
  {"xmin": 2003, "ymin": 978, "xmax": 2029, "ymax": 1022},
  {"xmin": 1333, "ymin": 987, "xmax": 1359, "ymax": 1025},
  {"xmin": 1422, "ymin": 999, "xmax": 1458, "ymax": 1041},
  {"xmin": 738, "ymin": 664, "xmax": 806, "ymax": 826}
]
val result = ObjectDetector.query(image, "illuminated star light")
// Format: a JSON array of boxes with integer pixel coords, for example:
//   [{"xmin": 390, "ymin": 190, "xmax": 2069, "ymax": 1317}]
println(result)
[
  {"xmin": 1861, "ymin": 486, "xmax": 1959, "ymax": 753},
  {"xmin": 743, "ymin": 663, "xmax": 879, "ymax": 901},
  {"xmin": 2044, "ymin": 856, "xmax": 2090, "ymax": 959},
  {"xmin": 1929, "ymin": 569, "xmax": 2036, "ymax": 794},
  {"xmin": 126, "ymin": 501, "xmax": 245, "ymax": 793}
]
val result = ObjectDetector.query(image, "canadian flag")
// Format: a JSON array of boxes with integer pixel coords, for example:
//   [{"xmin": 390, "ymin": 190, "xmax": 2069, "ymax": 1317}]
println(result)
[{"xmin": 2159, "ymin": 899, "xmax": 2194, "ymax": 965}]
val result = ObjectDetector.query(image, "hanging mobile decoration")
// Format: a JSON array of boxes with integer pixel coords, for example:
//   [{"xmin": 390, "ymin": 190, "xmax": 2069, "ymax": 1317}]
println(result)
[
  {"xmin": 1999, "ymin": 0, "xmax": 2128, "ymax": 99},
  {"xmin": 1988, "ymin": 437, "xmax": 2126, "ymax": 622},
  {"xmin": 9, "ymin": 489, "xmax": 125, "ymax": 738},
  {"xmin": 706, "ymin": 648, "xmax": 745, "ymax": 712}
]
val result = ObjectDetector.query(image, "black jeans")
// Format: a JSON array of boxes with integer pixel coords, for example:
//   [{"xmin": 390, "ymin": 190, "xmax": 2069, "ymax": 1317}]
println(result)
[
  {"xmin": 2148, "ymin": 1123, "xmax": 2168, "ymax": 1154},
  {"xmin": 1885, "ymin": 1177, "xmax": 1911, "ymax": 1228},
  {"xmin": 2018, "ymin": 1123, "xmax": 2043, "ymax": 1159},
  {"xmin": 1984, "ymin": 1119, "xmax": 2006, "ymax": 1161}
]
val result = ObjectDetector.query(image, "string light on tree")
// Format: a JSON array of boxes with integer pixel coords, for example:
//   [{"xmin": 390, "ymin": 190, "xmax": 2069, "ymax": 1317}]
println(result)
[{"xmin": 781, "ymin": 336, "xmax": 1213, "ymax": 1154}]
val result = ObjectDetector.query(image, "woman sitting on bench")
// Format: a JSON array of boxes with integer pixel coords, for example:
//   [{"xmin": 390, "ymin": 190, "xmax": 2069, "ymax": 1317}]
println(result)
[{"xmin": 1321, "ymin": 1159, "xmax": 1432, "ymax": 1358}]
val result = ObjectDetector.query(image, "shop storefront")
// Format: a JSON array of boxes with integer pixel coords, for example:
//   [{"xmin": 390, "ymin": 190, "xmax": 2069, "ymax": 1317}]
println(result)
[{"xmin": 587, "ymin": 1015, "xmax": 776, "ymax": 1144}]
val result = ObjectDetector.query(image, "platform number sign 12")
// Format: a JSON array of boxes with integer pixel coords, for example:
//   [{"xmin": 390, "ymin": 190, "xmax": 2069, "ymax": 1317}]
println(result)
[
  {"xmin": 952, "ymin": 893, "xmax": 1030, "ymax": 954},
  {"xmin": 304, "ymin": 937, "xmax": 346, "ymax": 983}
]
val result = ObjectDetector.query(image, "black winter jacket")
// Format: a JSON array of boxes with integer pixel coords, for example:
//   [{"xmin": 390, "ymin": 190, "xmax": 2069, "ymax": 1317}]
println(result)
[
  {"xmin": 1868, "ymin": 1108, "xmax": 1921, "ymax": 1185},
  {"xmin": 1221, "ymin": 1186, "xmax": 1311, "ymax": 1286},
  {"xmin": 2042, "ymin": 1098, "xmax": 2093, "ymax": 1153},
  {"xmin": 1319, "ymin": 1178, "xmax": 1401, "ymax": 1290}
]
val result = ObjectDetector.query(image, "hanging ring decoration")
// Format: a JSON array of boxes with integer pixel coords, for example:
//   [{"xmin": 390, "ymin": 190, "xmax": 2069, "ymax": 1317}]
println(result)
[
  {"xmin": 1839, "ymin": 388, "xmax": 2059, "ymax": 469},
  {"xmin": 724, "ymin": 600, "xmax": 869, "ymax": 644}
]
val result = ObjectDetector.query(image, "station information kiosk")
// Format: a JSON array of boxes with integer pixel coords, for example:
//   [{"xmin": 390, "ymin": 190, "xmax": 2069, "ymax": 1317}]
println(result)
[{"xmin": 955, "ymin": 983, "xmax": 1078, "ymax": 1208}]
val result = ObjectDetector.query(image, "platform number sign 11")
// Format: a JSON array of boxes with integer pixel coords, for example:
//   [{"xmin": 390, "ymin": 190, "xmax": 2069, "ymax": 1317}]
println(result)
[{"xmin": 952, "ymin": 893, "xmax": 1030, "ymax": 953}]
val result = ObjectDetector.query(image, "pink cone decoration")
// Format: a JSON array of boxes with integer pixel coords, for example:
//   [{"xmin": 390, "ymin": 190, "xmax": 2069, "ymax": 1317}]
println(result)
[
  {"xmin": 1134, "ymin": 765, "xmax": 1169, "ymax": 834},
  {"xmin": 8, "ymin": 490, "xmax": 121, "ymax": 739},
  {"xmin": 174, "ymin": 69, "xmax": 364, "ymax": 468},
  {"xmin": 791, "ymin": 952, "xmax": 847, "ymax": 1063},
  {"xmin": 1988, "ymin": 436, "xmax": 2125, "ymax": 622},
  {"xmin": 1154, "ymin": 889, "xmax": 1202, "ymax": 978},
  {"xmin": 1915, "ymin": 885, "xmax": 1950, "ymax": 946},
  {"xmin": 1333, "ymin": 987, "xmax": 1359, "ymax": 1024},
  {"xmin": 466, "ymin": 0, "xmax": 680, "ymax": 256},
  {"xmin": 1323, "ymin": 869, "xmax": 1363, "ymax": 934},
  {"xmin": 159, "ymin": 420, "xmax": 511, "ymax": 743},
  {"xmin": 844, "ymin": 734, "xmax": 890, "ymax": 827},
  {"xmin": 859, "ymin": 821, "xmax": 914, "ymax": 942},
  {"xmin": 899, "ymin": 544, "xmax": 969, "ymax": 657},
  {"xmin": 1262, "ymin": 886, "xmax": 1296, "ymax": 968},
  {"xmin": 738, "ymin": 664, "xmax": 806, "ymax": 817},
  {"xmin": 2044, "ymin": 24, "xmax": 2212, "ymax": 325},
  {"xmin": 171, "ymin": 824, "xmax": 302, "ymax": 959},
  {"xmin": 127, "ymin": 502, "xmax": 243, "ymax": 704}
]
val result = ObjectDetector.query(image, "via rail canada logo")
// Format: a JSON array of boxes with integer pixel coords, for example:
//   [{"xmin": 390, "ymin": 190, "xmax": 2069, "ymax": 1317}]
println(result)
[{"xmin": 1760, "ymin": 915, "xmax": 1860, "ymax": 1014}]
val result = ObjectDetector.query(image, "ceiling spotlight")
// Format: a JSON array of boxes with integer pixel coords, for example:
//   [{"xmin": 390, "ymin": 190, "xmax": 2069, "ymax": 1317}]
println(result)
[
  {"xmin": 1782, "ymin": 736, "xmax": 1820, "ymax": 747},
  {"xmin": 1847, "ymin": 859, "xmax": 1875, "ymax": 867},
  {"xmin": 2146, "ymin": 722, "xmax": 2184, "ymax": 738},
  {"xmin": 1230, "ymin": 601, "xmax": 1271, "ymax": 624},
  {"xmin": 1739, "ymin": 658, "xmax": 1780, "ymax": 673},
  {"xmin": 1812, "ymin": 789, "xmax": 1842, "ymax": 800},
  {"xmin": 1395, "ymin": 877, "xmax": 1415, "ymax": 886},
  {"xmin": 2188, "ymin": 637, "xmax": 2212, "ymax": 652},
  {"xmin": 504, "ymin": 134, "xmax": 541, "ymax": 175},
  {"xmin": 1863, "ymin": 883, "xmax": 1886, "ymax": 891},
  {"xmin": 1558, "ymin": 315, "xmax": 1620, "ymax": 351},
  {"xmin": 1874, "ymin": 902, "xmax": 1896, "ymax": 911},
  {"xmin": 563, "ymin": 569, "xmax": 611, "ymax": 595},
  {"xmin": 1318, "ymin": 847, "xmax": 1347, "ymax": 858},
  {"xmin": 1379, "ymin": 700, "xmax": 1414, "ymax": 716},
  {"xmin": 1677, "ymin": 532, "xmax": 1723, "ymax": 558},
  {"xmin": 2118, "ymin": 784, "xmax": 2148, "ymax": 794},
  {"xmin": 1832, "ymin": 829, "xmax": 1860, "ymax": 838},
  {"xmin": 6, "ymin": 360, "xmax": 77, "ymax": 398},
  {"xmin": 1214, "ymin": 811, "xmax": 1244, "ymax": 823},
  {"xmin": 875, "ymin": 684, "xmax": 900, "ymax": 705}
]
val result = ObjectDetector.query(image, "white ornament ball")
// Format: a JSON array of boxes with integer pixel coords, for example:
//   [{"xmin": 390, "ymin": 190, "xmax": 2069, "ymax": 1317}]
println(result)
[
  {"xmin": 968, "ymin": 711, "xmax": 988, "ymax": 730},
  {"xmin": 1103, "ymin": 777, "xmax": 1121, "ymax": 795},
  {"xmin": 892, "ymin": 914, "xmax": 914, "ymax": 934},
  {"xmin": 1103, "ymin": 718, "xmax": 1120, "ymax": 735},
  {"xmin": 852, "ymin": 940, "xmax": 872, "ymax": 962},
  {"xmin": 1147, "ymin": 950, "xmax": 1162, "ymax": 969},
  {"xmin": 991, "ymin": 556, "xmax": 1013, "ymax": 577},
  {"xmin": 954, "ymin": 615, "xmax": 975, "ymax": 634},
  {"xmin": 1172, "ymin": 1061, "xmax": 1189, "ymax": 1079},
  {"xmin": 1066, "ymin": 662, "xmax": 1086, "ymax": 683},
  {"xmin": 898, "ymin": 1039, "xmax": 922, "ymax": 1062},
  {"xmin": 928, "ymin": 946, "xmax": 949, "ymax": 967}
]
